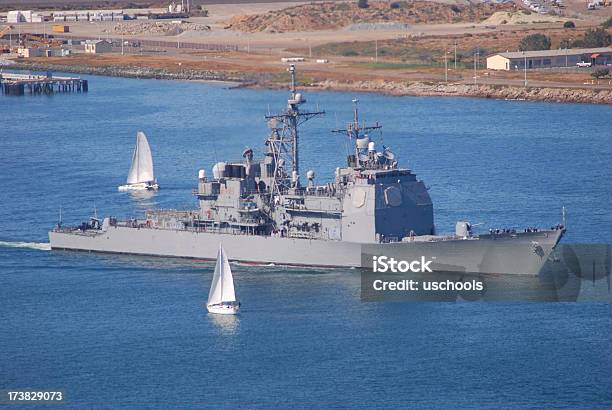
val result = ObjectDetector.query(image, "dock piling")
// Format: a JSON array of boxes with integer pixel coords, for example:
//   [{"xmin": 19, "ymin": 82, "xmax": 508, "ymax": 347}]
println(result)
[{"xmin": 0, "ymin": 72, "xmax": 88, "ymax": 97}]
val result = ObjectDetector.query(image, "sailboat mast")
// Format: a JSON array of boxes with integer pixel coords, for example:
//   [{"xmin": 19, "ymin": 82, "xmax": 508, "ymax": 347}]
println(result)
[
  {"xmin": 135, "ymin": 135, "xmax": 140, "ymax": 181},
  {"xmin": 218, "ymin": 246, "xmax": 224, "ymax": 301}
]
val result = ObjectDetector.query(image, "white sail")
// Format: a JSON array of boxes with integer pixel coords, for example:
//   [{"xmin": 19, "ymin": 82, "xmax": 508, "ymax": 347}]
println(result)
[
  {"xmin": 220, "ymin": 248, "xmax": 236, "ymax": 303},
  {"xmin": 126, "ymin": 131, "xmax": 155, "ymax": 184},
  {"xmin": 207, "ymin": 247, "xmax": 224, "ymax": 305},
  {"xmin": 207, "ymin": 245, "xmax": 236, "ymax": 306}
]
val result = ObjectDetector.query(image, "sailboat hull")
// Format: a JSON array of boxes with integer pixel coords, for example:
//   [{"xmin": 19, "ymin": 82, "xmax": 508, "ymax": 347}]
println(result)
[
  {"xmin": 207, "ymin": 303, "xmax": 240, "ymax": 315},
  {"xmin": 118, "ymin": 182, "xmax": 159, "ymax": 192}
]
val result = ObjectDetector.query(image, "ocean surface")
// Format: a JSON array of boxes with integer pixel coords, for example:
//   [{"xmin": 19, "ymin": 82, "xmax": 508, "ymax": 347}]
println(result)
[{"xmin": 1, "ymin": 74, "xmax": 611, "ymax": 408}]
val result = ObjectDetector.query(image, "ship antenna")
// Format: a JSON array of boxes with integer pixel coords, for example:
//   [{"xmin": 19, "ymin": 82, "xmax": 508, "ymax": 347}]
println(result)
[
  {"xmin": 58, "ymin": 206, "xmax": 62, "ymax": 228},
  {"xmin": 352, "ymin": 98, "xmax": 359, "ymax": 138},
  {"xmin": 289, "ymin": 64, "xmax": 297, "ymax": 99},
  {"xmin": 93, "ymin": 202, "xmax": 98, "ymax": 219},
  {"xmin": 562, "ymin": 206, "xmax": 567, "ymax": 228}
]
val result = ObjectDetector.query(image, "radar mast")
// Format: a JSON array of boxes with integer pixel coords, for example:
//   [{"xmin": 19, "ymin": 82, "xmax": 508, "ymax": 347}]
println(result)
[
  {"xmin": 332, "ymin": 98, "xmax": 383, "ymax": 169},
  {"xmin": 265, "ymin": 64, "xmax": 324, "ymax": 194}
]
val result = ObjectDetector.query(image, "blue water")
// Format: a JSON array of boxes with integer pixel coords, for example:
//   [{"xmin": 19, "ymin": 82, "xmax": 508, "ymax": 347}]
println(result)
[{"xmin": 1, "ymin": 75, "xmax": 611, "ymax": 408}]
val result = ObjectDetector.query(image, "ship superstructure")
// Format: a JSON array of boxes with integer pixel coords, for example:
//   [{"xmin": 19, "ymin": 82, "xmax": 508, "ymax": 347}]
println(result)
[{"xmin": 162, "ymin": 65, "xmax": 434, "ymax": 243}]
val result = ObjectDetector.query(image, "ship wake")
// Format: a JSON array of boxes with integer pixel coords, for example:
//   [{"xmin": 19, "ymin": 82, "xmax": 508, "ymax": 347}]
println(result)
[{"xmin": 0, "ymin": 241, "xmax": 52, "ymax": 251}]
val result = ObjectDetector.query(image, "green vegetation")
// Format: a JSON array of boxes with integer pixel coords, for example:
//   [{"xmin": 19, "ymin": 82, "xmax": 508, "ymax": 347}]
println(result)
[
  {"xmin": 591, "ymin": 68, "xmax": 610, "ymax": 80},
  {"xmin": 567, "ymin": 28, "xmax": 611, "ymax": 48},
  {"xmin": 390, "ymin": 2, "xmax": 403, "ymax": 9},
  {"xmin": 590, "ymin": 68, "xmax": 611, "ymax": 85},
  {"xmin": 341, "ymin": 50, "xmax": 359, "ymax": 57},
  {"xmin": 335, "ymin": 2, "xmax": 350, "ymax": 11},
  {"xmin": 361, "ymin": 62, "xmax": 431, "ymax": 69},
  {"xmin": 602, "ymin": 16, "xmax": 612, "ymax": 29},
  {"xmin": 519, "ymin": 33, "xmax": 551, "ymax": 51},
  {"xmin": 563, "ymin": 21, "xmax": 575, "ymax": 29},
  {"xmin": 275, "ymin": 71, "xmax": 315, "ymax": 87},
  {"xmin": 450, "ymin": 5, "xmax": 461, "ymax": 13},
  {"xmin": 357, "ymin": 0, "xmax": 369, "ymax": 9}
]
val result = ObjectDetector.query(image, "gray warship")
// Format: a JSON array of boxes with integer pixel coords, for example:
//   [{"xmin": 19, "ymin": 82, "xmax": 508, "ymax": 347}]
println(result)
[{"xmin": 49, "ymin": 65, "xmax": 565, "ymax": 275}]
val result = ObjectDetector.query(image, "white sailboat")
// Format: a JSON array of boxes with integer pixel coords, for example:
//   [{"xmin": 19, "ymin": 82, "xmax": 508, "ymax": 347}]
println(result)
[
  {"xmin": 207, "ymin": 245, "xmax": 240, "ymax": 315},
  {"xmin": 118, "ymin": 131, "xmax": 159, "ymax": 191}
]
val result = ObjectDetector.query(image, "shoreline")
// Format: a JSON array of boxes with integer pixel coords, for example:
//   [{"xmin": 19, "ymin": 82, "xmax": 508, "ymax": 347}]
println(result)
[{"xmin": 5, "ymin": 61, "xmax": 612, "ymax": 105}]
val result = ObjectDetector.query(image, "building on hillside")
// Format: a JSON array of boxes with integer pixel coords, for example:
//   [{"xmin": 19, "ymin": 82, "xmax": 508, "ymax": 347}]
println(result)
[
  {"xmin": 84, "ymin": 40, "xmax": 112, "ymax": 54},
  {"xmin": 487, "ymin": 47, "xmax": 612, "ymax": 70},
  {"xmin": 44, "ymin": 48, "xmax": 71, "ymax": 57},
  {"xmin": 16, "ymin": 47, "xmax": 71, "ymax": 58},
  {"xmin": 17, "ymin": 47, "xmax": 44, "ymax": 58}
]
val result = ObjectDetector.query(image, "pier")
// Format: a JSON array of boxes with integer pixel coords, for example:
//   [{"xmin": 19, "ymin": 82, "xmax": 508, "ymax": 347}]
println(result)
[{"xmin": 0, "ymin": 72, "xmax": 88, "ymax": 96}]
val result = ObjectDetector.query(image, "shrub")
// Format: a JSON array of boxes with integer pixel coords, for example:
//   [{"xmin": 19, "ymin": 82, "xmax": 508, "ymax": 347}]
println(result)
[
  {"xmin": 450, "ymin": 5, "xmax": 461, "ymax": 13},
  {"xmin": 518, "ymin": 33, "xmax": 551, "ymax": 51},
  {"xmin": 390, "ymin": 2, "xmax": 402, "ymax": 9},
  {"xmin": 602, "ymin": 16, "xmax": 612, "ymax": 29},
  {"xmin": 563, "ymin": 21, "xmax": 575, "ymax": 29},
  {"xmin": 591, "ymin": 68, "xmax": 610, "ymax": 80},
  {"xmin": 579, "ymin": 28, "xmax": 611, "ymax": 47},
  {"xmin": 357, "ymin": 0, "xmax": 369, "ymax": 9},
  {"xmin": 342, "ymin": 50, "xmax": 359, "ymax": 57}
]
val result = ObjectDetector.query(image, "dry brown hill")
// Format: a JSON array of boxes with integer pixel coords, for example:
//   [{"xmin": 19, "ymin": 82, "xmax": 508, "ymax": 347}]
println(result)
[{"xmin": 227, "ymin": 1, "xmax": 517, "ymax": 33}]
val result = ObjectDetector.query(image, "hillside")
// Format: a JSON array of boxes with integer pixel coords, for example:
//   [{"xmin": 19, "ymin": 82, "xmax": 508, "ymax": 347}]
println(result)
[{"xmin": 227, "ymin": 1, "xmax": 518, "ymax": 33}]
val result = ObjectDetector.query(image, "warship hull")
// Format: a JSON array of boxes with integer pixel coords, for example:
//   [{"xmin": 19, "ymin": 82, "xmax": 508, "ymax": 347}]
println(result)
[{"xmin": 49, "ymin": 227, "xmax": 563, "ymax": 275}]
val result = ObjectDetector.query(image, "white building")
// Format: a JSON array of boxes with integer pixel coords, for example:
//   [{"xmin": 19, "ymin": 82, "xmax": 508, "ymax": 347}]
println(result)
[
  {"xmin": 7, "ymin": 11, "xmax": 25, "ymax": 23},
  {"xmin": 84, "ymin": 40, "xmax": 112, "ymax": 54},
  {"xmin": 17, "ymin": 47, "xmax": 44, "ymax": 58},
  {"xmin": 53, "ymin": 11, "xmax": 92, "ymax": 22},
  {"xmin": 45, "ymin": 48, "xmax": 71, "ymax": 57},
  {"xmin": 89, "ymin": 11, "xmax": 124, "ymax": 21},
  {"xmin": 8, "ymin": 10, "xmax": 44, "ymax": 23},
  {"xmin": 7, "ymin": 11, "xmax": 22, "ymax": 23},
  {"xmin": 16, "ymin": 47, "xmax": 71, "ymax": 58},
  {"xmin": 487, "ymin": 47, "xmax": 612, "ymax": 70}
]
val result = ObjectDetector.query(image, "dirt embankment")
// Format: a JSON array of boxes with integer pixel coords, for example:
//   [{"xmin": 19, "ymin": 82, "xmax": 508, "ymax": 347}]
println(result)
[
  {"xmin": 227, "ymin": 1, "xmax": 516, "ymax": 33},
  {"xmin": 313, "ymin": 79, "xmax": 612, "ymax": 104},
  {"xmin": 310, "ymin": 27, "xmax": 598, "ymax": 64},
  {"xmin": 105, "ymin": 21, "xmax": 210, "ymax": 36},
  {"xmin": 9, "ymin": 60, "xmax": 250, "ymax": 83}
]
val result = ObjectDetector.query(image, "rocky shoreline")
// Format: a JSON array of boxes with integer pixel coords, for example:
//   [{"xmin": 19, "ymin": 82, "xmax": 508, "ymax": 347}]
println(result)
[
  {"xmin": 7, "ymin": 61, "xmax": 612, "ymax": 105},
  {"xmin": 312, "ymin": 80, "xmax": 612, "ymax": 105}
]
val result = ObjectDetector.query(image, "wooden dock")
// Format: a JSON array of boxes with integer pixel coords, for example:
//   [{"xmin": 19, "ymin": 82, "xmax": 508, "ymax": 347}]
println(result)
[{"xmin": 0, "ymin": 72, "xmax": 88, "ymax": 96}]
